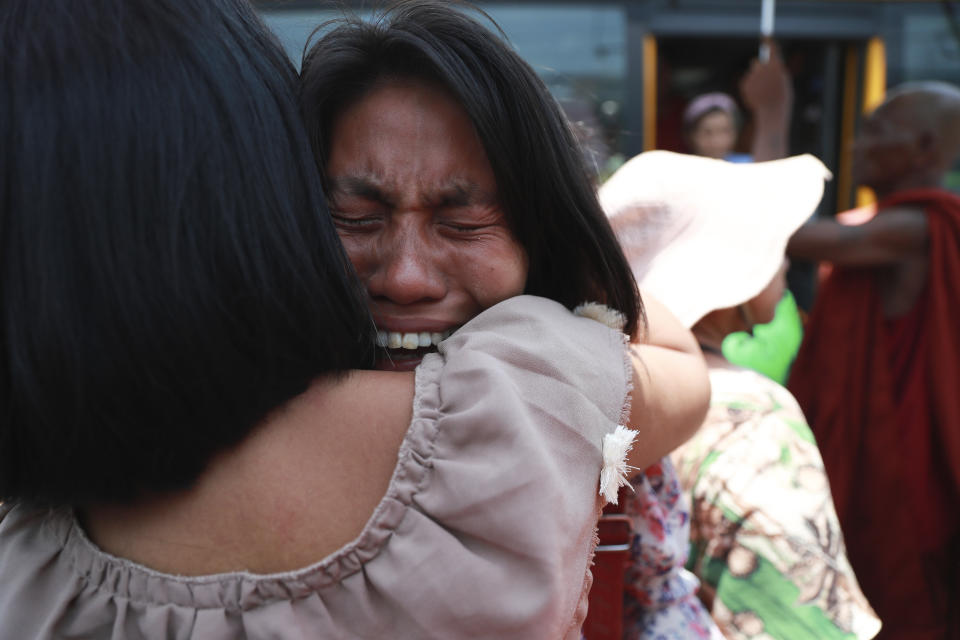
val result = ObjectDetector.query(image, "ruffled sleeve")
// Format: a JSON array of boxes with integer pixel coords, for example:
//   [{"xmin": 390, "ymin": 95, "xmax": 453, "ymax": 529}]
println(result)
[
  {"xmin": 400, "ymin": 295, "xmax": 633, "ymax": 634},
  {"xmin": 337, "ymin": 295, "xmax": 633, "ymax": 638}
]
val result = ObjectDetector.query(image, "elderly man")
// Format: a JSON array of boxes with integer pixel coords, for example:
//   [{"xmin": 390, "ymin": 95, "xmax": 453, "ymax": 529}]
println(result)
[{"xmin": 788, "ymin": 82, "xmax": 960, "ymax": 640}]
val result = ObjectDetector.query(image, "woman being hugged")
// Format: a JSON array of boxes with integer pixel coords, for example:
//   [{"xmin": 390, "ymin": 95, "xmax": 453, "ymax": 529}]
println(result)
[{"xmin": 298, "ymin": 3, "xmax": 716, "ymax": 638}]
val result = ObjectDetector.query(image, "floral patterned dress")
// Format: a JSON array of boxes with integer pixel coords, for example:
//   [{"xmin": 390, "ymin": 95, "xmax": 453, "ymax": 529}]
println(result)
[
  {"xmin": 670, "ymin": 362, "xmax": 882, "ymax": 639},
  {"xmin": 621, "ymin": 457, "xmax": 724, "ymax": 639}
]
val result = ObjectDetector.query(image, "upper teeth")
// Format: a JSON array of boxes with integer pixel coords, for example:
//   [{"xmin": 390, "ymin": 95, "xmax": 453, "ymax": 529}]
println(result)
[{"xmin": 377, "ymin": 329, "xmax": 452, "ymax": 350}]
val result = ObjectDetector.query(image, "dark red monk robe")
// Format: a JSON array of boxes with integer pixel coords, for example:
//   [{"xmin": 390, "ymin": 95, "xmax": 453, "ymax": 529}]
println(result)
[{"xmin": 789, "ymin": 189, "xmax": 960, "ymax": 640}]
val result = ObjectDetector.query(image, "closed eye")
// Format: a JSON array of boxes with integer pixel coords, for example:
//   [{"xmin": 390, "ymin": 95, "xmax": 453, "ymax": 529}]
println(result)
[
  {"xmin": 331, "ymin": 210, "xmax": 383, "ymax": 229},
  {"xmin": 440, "ymin": 221, "xmax": 491, "ymax": 233}
]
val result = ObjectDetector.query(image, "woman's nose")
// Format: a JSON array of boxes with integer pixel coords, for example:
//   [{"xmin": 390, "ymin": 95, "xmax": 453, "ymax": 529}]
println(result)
[{"xmin": 367, "ymin": 226, "xmax": 447, "ymax": 305}]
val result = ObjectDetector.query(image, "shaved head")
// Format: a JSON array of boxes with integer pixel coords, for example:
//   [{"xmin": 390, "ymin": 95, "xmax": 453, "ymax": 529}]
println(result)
[
  {"xmin": 883, "ymin": 81, "xmax": 960, "ymax": 165},
  {"xmin": 853, "ymin": 81, "xmax": 960, "ymax": 197}
]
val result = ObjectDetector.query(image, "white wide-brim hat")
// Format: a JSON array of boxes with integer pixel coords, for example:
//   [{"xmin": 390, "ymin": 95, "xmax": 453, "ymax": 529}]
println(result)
[{"xmin": 599, "ymin": 150, "xmax": 831, "ymax": 328}]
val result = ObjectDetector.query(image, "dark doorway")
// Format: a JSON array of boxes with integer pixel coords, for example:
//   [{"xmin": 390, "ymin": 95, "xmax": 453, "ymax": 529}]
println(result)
[
  {"xmin": 655, "ymin": 37, "xmax": 841, "ymax": 166},
  {"xmin": 654, "ymin": 36, "xmax": 848, "ymax": 310}
]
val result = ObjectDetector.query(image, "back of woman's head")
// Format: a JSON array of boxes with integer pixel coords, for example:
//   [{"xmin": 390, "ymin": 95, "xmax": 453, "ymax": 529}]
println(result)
[
  {"xmin": 299, "ymin": 0, "xmax": 641, "ymax": 336},
  {"xmin": 0, "ymin": 0, "xmax": 375, "ymax": 506}
]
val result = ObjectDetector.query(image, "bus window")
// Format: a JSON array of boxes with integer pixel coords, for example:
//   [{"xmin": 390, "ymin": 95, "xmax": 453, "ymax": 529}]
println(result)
[
  {"xmin": 259, "ymin": 3, "xmax": 628, "ymax": 181},
  {"xmin": 479, "ymin": 4, "xmax": 628, "ymax": 180}
]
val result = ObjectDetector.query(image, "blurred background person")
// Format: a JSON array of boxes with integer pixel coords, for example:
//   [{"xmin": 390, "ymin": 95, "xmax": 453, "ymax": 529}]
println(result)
[
  {"xmin": 788, "ymin": 81, "xmax": 960, "ymax": 640},
  {"xmin": 683, "ymin": 40, "xmax": 792, "ymax": 164},
  {"xmin": 683, "ymin": 91, "xmax": 751, "ymax": 162},
  {"xmin": 681, "ymin": 43, "xmax": 804, "ymax": 386},
  {"xmin": 601, "ymin": 151, "xmax": 881, "ymax": 640}
]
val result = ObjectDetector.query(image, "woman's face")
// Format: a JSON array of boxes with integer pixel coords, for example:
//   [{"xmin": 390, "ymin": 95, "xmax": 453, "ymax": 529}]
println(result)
[
  {"xmin": 326, "ymin": 79, "xmax": 529, "ymax": 371},
  {"xmin": 689, "ymin": 110, "xmax": 737, "ymax": 160},
  {"xmin": 746, "ymin": 258, "xmax": 789, "ymax": 326}
]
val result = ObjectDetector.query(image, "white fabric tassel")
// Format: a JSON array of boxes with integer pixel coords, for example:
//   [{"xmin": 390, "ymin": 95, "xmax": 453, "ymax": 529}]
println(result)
[
  {"xmin": 575, "ymin": 302, "xmax": 636, "ymax": 504},
  {"xmin": 599, "ymin": 425, "xmax": 640, "ymax": 505},
  {"xmin": 573, "ymin": 302, "xmax": 626, "ymax": 331}
]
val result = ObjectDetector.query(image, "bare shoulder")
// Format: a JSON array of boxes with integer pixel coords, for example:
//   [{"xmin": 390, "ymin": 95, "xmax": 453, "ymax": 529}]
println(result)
[
  {"xmin": 242, "ymin": 371, "xmax": 416, "ymax": 568},
  {"xmin": 83, "ymin": 371, "xmax": 417, "ymax": 576},
  {"xmin": 248, "ymin": 371, "xmax": 416, "ymax": 489},
  {"xmin": 202, "ymin": 371, "xmax": 417, "ymax": 571}
]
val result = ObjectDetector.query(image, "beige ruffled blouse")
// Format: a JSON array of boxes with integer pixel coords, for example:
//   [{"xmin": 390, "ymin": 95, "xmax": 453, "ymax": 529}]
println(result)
[{"xmin": 0, "ymin": 296, "xmax": 632, "ymax": 640}]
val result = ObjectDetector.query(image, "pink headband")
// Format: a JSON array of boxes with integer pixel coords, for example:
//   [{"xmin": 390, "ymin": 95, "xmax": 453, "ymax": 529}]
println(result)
[{"xmin": 683, "ymin": 92, "xmax": 739, "ymax": 129}]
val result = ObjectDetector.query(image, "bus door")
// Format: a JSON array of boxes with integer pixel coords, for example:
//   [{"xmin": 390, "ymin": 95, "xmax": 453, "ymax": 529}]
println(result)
[{"xmin": 644, "ymin": 35, "xmax": 886, "ymax": 217}]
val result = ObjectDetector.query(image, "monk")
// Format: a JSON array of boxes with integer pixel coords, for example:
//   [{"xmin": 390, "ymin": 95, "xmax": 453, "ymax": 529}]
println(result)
[{"xmin": 787, "ymin": 82, "xmax": 960, "ymax": 640}]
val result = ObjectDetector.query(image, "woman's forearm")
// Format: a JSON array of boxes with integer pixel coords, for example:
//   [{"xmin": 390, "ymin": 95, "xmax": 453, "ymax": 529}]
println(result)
[
  {"xmin": 623, "ymin": 293, "xmax": 710, "ymax": 470},
  {"xmin": 624, "ymin": 345, "xmax": 709, "ymax": 470}
]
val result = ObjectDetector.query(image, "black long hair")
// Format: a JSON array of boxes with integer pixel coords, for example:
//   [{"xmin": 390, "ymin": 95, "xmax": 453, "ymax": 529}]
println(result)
[
  {"xmin": 0, "ymin": 0, "xmax": 375, "ymax": 506},
  {"xmin": 299, "ymin": 0, "xmax": 643, "ymax": 337}
]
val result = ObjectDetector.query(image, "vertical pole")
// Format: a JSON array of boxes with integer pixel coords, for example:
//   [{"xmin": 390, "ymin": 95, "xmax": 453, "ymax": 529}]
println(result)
[
  {"xmin": 760, "ymin": 0, "xmax": 776, "ymax": 61},
  {"xmin": 642, "ymin": 35, "xmax": 657, "ymax": 151},
  {"xmin": 623, "ymin": 4, "xmax": 649, "ymax": 158},
  {"xmin": 856, "ymin": 36, "xmax": 887, "ymax": 208}
]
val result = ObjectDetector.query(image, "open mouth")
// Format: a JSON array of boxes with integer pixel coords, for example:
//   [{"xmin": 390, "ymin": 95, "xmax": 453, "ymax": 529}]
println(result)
[
  {"xmin": 376, "ymin": 329, "xmax": 453, "ymax": 350},
  {"xmin": 374, "ymin": 329, "xmax": 457, "ymax": 371}
]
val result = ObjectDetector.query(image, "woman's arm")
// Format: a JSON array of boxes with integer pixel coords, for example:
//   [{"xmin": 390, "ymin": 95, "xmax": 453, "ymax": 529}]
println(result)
[
  {"xmin": 624, "ymin": 293, "xmax": 710, "ymax": 471},
  {"xmin": 740, "ymin": 41, "xmax": 793, "ymax": 163}
]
